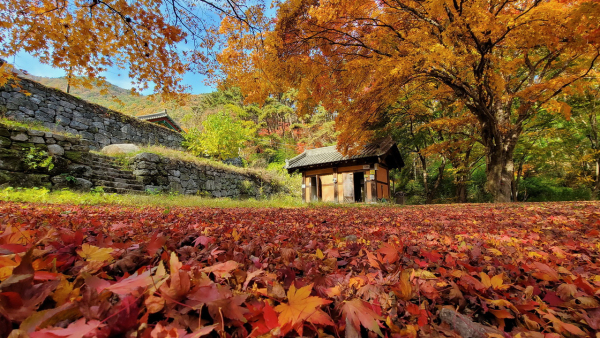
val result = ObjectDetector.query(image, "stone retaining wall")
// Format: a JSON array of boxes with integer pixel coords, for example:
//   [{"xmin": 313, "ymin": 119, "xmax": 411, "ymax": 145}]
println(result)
[
  {"xmin": 0, "ymin": 122, "xmax": 94, "ymax": 190},
  {"xmin": 131, "ymin": 152, "xmax": 285, "ymax": 198},
  {"xmin": 0, "ymin": 77, "xmax": 184, "ymax": 150}
]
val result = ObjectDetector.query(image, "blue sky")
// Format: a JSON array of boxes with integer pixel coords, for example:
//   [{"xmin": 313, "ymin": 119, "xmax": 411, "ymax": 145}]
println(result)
[{"xmin": 11, "ymin": 52, "xmax": 216, "ymax": 95}]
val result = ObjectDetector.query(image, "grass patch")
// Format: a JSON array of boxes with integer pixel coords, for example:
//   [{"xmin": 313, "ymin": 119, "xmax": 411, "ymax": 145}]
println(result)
[
  {"xmin": 0, "ymin": 187, "xmax": 399, "ymax": 208},
  {"xmin": 0, "ymin": 186, "xmax": 307, "ymax": 208},
  {"xmin": 0, "ymin": 117, "xmax": 50, "ymax": 131},
  {"xmin": 0, "ymin": 117, "xmax": 80, "ymax": 138}
]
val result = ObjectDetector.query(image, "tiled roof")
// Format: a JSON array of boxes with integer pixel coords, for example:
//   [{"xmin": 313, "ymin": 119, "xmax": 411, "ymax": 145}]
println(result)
[
  {"xmin": 137, "ymin": 111, "xmax": 170, "ymax": 121},
  {"xmin": 137, "ymin": 110, "xmax": 183, "ymax": 132},
  {"xmin": 285, "ymin": 136, "xmax": 403, "ymax": 170}
]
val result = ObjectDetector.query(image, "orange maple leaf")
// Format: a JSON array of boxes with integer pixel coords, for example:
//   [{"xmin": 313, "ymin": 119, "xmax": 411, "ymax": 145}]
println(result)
[{"xmin": 274, "ymin": 283, "xmax": 333, "ymax": 335}]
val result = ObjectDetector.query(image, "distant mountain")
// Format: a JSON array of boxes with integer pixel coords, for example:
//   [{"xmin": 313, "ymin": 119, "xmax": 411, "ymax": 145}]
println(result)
[{"xmin": 23, "ymin": 75, "xmax": 205, "ymax": 129}]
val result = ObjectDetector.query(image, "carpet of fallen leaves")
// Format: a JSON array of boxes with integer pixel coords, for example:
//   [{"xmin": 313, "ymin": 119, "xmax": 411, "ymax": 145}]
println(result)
[{"xmin": 0, "ymin": 201, "xmax": 600, "ymax": 338}]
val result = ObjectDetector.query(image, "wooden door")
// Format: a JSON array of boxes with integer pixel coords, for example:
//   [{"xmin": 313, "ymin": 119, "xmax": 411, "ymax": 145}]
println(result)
[{"xmin": 342, "ymin": 172, "xmax": 354, "ymax": 203}]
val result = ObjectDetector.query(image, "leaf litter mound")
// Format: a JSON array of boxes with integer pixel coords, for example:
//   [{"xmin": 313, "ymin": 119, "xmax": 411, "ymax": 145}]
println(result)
[{"xmin": 0, "ymin": 202, "xmax": 599, "ymax": 337}]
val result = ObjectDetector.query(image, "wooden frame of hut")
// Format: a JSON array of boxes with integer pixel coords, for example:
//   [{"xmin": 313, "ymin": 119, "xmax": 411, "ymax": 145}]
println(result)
[{"xmin": 285, "ymin": 137, "xmax": 404, "ymax": 203}]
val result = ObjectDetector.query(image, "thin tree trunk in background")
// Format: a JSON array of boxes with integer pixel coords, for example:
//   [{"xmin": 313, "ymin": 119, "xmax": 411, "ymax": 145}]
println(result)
[
  {"xmin": 426, "ymin": 158, "xmax": 446, "ymax": 204},
  {"xmin": 594, "ymin": 158, "xmax": 600, "ymax": 199},
  {"xmin": 66, "ymin": 66, "xmax": 72, "ymax": 94},
  {"xmin": 419, "ymin": 154, "xmax": 429, "ymax": 203}
]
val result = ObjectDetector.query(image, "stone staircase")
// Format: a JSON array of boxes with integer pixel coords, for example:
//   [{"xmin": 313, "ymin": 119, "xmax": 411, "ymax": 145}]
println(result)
[{"xmin": 88, "ymin": 153, "xmax": 146, "ymax": 194}]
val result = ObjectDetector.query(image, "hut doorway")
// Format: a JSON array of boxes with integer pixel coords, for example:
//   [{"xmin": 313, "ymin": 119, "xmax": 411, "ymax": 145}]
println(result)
[
  {"xmin": 310, "ymin": 176, "xmax": 318, "ymax": 201},
  {"xmin": 354, "ymin": 172, "xmax": 365, "ymax": 202}
]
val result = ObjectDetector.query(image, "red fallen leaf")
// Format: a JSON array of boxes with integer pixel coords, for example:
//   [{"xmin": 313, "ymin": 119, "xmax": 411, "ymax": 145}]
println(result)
[
  {"xmin": 107, "ymin": 295, "xmax": 140, "ymax": 335},
  {"xmin": 106, "ymin": 270, "xmax": 158, "ymax": 296},
  {"xmin": 460, "ymin": 274, "xmax": 486, "ymax": 292},
  {"xmin": 574, "ymin": 276, "xmax": 596, "ymax": 295},
  {"xmin": 85, "ymin": 275, "xmax": 111, "ymax": 294},
  {"xmin": 110, "ymin": 222, "xmax": 129, "ymax": 231},
  {"xmin": 580, "ymin": 308, "xmax": 600, "ymax": 330},
  {"xmin": 406, "ymin": 303, "xmax": 420, "ymax": 316},
  {"xmin": 417, "ymin": 309, "xmax": 428, "ymax": 327},
  {"xmin": 263, "ymin": 301, "xmax": 279, "ymax": 330},
  {"xmin": 208, "ymin": 294, "xmax": 249, "ymax": 323},
  {"xmin": 0, "ymin": 291, "xmax": 23, "ymax": 308},
  {"xmin": 414, "ymin": 259, "xmax": 428, "ymax": 268},
  {"xmin": 146, "ymin": 233, "xmax": 166, "ymax": 256},
  {"xmin": 421, "ymin": 250, "xmax": 442, "ymax": 263},
  {"xmin": 34, "ymin": 271, "xmax": 60, "ymax": 281},
  {"xmin": 419, "ymin": 281, "xmax": 440, "ymax": 300},
  {"xmin": 531, "ymin": 262, "xmax": 560, "ymax": 282},
  {"xmin": 543, "ymin": 291, "xmax": 564, "ymax": 307},
  {"xmin": 193, "ymin": 235, "xmax": 213, "ymax": 247},
  {"xmin": 341, "ymin": 299, "xmax": 383, "ymax": 337},
  {"xmin": 515, "ymin": 300, "xmax": 539, "ymax": 312},
  {"xmin": 29, "ymin": 318, "xmax": 103, "ymax": 338}
]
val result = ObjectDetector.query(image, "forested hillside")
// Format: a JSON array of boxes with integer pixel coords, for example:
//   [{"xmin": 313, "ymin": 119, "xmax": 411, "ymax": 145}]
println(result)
[{"xmin": 24, "ymin": 76, "xmax": 204, "ymax": 123}]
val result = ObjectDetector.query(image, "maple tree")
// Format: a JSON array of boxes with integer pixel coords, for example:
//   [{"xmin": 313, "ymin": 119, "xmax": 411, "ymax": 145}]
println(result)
[
  {"xmin": 219, "ymin": 0, "xmax": 600, "ymax": 202},
  {"xmin": 0, "ymin": 201, "xmax": 600, "ymax": 336},
  {"xmin": 0, "ymin": 0, "xmax": 260, "ymax": 96}
]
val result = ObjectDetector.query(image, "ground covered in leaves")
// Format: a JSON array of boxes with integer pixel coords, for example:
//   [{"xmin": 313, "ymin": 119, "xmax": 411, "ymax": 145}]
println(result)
[{"xmin": 0, "ymin": 202, "xmax": 599, "ymax": 338}]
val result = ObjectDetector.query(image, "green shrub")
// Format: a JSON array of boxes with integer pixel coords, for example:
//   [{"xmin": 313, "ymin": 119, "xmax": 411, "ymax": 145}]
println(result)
[{"xmin": 24, "ymin": 148, "xmax": 54, "ymax": 171}]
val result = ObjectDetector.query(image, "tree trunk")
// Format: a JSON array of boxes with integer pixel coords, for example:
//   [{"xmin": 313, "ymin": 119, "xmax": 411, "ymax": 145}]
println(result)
[
  {"xmin": 456, "ymin": 173, "xmax": 468, "ymax": 203},
  {"xmin": 419, "ymin": 154, "xmax": 430, "ymax": 203},
  {"xmin": 594, "ymin": 158, "xmax": 600, "ymax": 199},
  {"xmin": 485, "ymin": 146, "xmax": 516, "ymax": 203}
]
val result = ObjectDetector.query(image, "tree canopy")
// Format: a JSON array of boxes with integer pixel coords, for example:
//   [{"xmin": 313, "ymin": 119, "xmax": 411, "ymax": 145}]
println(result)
[
  {"xmin": 0, "ymin": 0, "xmax": 262, "ymax": 96},
  {"xmin": 219, "ymin": 0, "xmax": 600, "ymax": 201}
]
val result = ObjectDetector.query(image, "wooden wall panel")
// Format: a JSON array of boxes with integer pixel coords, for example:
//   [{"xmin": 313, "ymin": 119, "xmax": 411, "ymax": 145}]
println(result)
[
  {"xmin": 320, "ymin": 174, "xmax": 334, "ymax": 185},
  {"xmin": 377, "ymin": 167, "xmax": 388, "ymax": 182},
  {"xmin": 305, "ymin": 176, "xmax": 311, "ymax": 203},
  {"xmin": 322, "ymin": 186, "xmax": 335, "ymax": 202},
  {"xmin": 375, "ymin": 183, "xmax": 390, "ymax": 199},
  {"xmin": 338, "ymin": 165, "xmax": 369, "ymax": 173},
  {"xmin": 337, "ymin": 173, "xmax": 344, "ymax": 203},
  {"xmin": 304, "ymin": 168, "xmax": 334, "ymax": 176}
]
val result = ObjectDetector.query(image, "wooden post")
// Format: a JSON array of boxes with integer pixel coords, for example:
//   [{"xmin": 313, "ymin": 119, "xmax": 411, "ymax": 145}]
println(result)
[
  {"xmin": 333, "ymin": 168, "xmax": 338, "ymax": 203},
  {"xmin": 387, "ymin": 166, "xmax": 390, "ymax": 198},
  {"xmin": 301, "ymin": 172, "xmax": 306, "ymax": 202}
]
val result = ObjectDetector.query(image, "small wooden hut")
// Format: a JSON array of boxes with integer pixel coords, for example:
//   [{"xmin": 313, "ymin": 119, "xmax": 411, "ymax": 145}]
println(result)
[{"xmin": 285, "ymin": 137, "xmax": 404, "ymax": 203}]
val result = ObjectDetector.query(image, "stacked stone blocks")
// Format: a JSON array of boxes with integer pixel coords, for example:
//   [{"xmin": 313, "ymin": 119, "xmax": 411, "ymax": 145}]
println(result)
[
  {"xmin": 0, "ymin": 122, "xmax": 94, "ymax": 190},
  {"xmin": 131, "ymin": 152, "xmax": 283, "ymax": 198},
  {"xmin": 0, "ymin": 77, "xmax": 184, "ymax": 150}
]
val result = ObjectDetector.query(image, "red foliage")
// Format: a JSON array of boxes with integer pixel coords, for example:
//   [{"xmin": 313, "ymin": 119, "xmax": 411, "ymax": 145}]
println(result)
[{"xmin": 0, "ymin": 202, "xmax": 599, "ymax": 337}]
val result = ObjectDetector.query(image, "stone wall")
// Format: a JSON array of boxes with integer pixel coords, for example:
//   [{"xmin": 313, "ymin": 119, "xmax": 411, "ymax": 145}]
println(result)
[
  {"xmin": 0, "ymin": 77, "xmax": 184, "ymax": 150},
  {"xmin": 0, "ymin": 122, "xmax": 95, "ymax": 190},
  {"xmin": 131, "ymin": 152, "xmax": 285, "ymax": 198}
]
